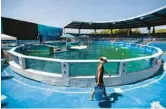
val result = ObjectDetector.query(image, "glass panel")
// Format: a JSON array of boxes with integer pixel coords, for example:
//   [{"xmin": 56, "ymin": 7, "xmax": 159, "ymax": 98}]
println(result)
[
  {"xmin": 12, "ymin": 55, "xmax": 19, "ymax": 64},
  {"xmin": 25, "ymin": 58, "xmax": 61, "ymax": 74},
  {"xmin": 127, "ymin": 59, "xmax": 152, "ymax": 73},
  {"xmin": 69, "ymin": 62, "xmax": 98, "ymax": 76},
  {"xmin": 69, "ymin": 62, "xmax": 119, "ymax": 76},
  {"xmin": 26, "ymin": 45, "xmax": 50, "ymax": 52},
  {"xmin": 24, "ymin": 45, "xmax": 51, "ymax": 57},
  {"xmin": 104, "ymin": 62, "xmax": 119, "ymax": 75}
]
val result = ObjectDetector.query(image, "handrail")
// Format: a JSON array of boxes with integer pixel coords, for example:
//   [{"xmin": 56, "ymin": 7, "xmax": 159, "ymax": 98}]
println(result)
[{"xmin": 8, "ymin": 42, "xmax": 163, "ymax": 63}]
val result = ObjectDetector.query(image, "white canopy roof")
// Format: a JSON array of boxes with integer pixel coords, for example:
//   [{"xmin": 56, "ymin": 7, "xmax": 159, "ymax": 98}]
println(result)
[{"xmin": 1, "ymin": 34, "xmax": 17, "ymax": 40}]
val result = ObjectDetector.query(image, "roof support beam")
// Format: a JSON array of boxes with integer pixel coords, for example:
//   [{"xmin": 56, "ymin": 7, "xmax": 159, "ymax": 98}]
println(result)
[
  {"xmin": 152, "ymin": 26, "xmax": 155, "ymax": 34},
  {"xmin": 109, "ymin": 24, "xmax": 112, "ymax": 37},
  {"xmin": 63, "ymin": 28, "xmax": 66, "ymax": 34},
  {"xmin": 77, "ymin": 22, "xmax": 84, "ymax": 35},
  {"xmin": 152, "ymin": 26, "xmax": 155, "ymax": 37},
  {"xmin": 110, "ymin": 29, "xmax": 112, "ymax": 37},
  {"xmin": 147, "ymin": 26, "xmax": 151, "ymax": 36},
  {"xmin": 79, "ymin": 23, "xmax": 84, "ymax": 29},
  {"xmin": 93, "ymin": 23, "xmax": 96, "ymax": 30},
  {"xmin": 94, "ymin": 29, "xmax": 96, "ymax": 37},
  {"xmin": 127, "ymin": 28, "xmax": 132, "ymax": 36},
  {"xmin": 78, "ymin": 29, "xmax": 81, "ymax": 35}
]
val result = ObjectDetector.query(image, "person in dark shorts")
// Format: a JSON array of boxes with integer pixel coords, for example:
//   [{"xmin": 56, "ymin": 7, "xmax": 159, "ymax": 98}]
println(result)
[
  {"xmin": 37, "ymin": 32, "xmax": 44, "ymax": 44},
  {"xmin": 89, "ymin": 57, "xmax": 110, "ymax": 101}
]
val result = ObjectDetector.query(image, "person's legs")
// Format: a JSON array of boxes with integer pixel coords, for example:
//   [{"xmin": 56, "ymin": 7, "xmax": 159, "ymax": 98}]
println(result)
[
  {"xmin": 103, "ymin": 85, "xmax": 107, "ymax": 97},
  {"xmin": 89, "ymin": 77, "xmax": 96, "ymax": 100},
  {"xmin": 40, "ymin": 39, "xmax": 44, "ymax": 44},
  {"xmin": 89, "ymin": 90, "xmax": 95, "ymax": 100},
  {"xmin": 90, "ymin": 85, "xmax": 108, "ymax": 101},
  {"xmin": 103, "ymin": 84, "xmax": 109, "ymax": 101}
]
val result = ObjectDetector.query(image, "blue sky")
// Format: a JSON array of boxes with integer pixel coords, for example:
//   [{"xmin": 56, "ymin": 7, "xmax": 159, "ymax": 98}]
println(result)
[{"xmin": 1, "ymin": 0, "xmax": 166, "ymax": 32}]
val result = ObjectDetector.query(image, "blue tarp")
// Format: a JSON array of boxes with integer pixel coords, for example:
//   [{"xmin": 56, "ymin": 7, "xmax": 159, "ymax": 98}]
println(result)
[{"xmin": 38, "ymin": 24, "xmax": 62, "ymax": 41}]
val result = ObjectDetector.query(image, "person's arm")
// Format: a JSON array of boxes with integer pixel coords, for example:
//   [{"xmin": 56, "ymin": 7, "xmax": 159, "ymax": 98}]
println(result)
[
  {"xmin": 37, "ymin": 33, "xmax": 40, "ymax": 39},
  {"xmin": 104, "ymin": 69, "xmax": 111, "ymax": 76}
]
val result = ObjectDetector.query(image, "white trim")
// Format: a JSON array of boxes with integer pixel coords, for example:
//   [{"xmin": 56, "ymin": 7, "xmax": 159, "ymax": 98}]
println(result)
[
  {"xmin": 1, "ymin": 34, "xmax": 17, "ymax": 40},
  {"xmin": 25, "ymin": 69, "xmax": 62, "ymax": 77},
  {"xmin": 70, "ymin": 74, "xmax": 120, "ymax": 79}
]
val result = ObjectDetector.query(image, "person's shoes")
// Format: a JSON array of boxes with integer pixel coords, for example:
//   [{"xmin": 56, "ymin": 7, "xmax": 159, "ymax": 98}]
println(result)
[
  {"xmin": 89, "ymin": 97, "xmax": 95, "ymax": 101},
  {"xmin": 110, "ymin": 97, "xmax": 114, "ymax": 101},
  {"xmin": 105, "ymin": 97, "xmax": 110, "ymax": 101}
]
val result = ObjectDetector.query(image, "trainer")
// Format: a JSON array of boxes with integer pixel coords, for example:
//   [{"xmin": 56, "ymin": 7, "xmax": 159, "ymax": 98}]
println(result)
[{"xmin": 89, "ymin": 56, "xmax": 109, "ymax": 101}]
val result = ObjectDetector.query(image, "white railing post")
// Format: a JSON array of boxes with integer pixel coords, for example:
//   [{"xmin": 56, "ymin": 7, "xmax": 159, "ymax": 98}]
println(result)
[
  {"xmin": 149, "ymin": 58, "xmax": 156, "ymax": 67},
  {"xmin": 118, "ymin": 62, "xmax": 123, "ymax": 75},
  {"xmin": 159, "ymin": 55, "xmax": 162, "ymax": 61},
  {"xmin": 61, "ymin": 62, "xmax": 69, "ymax": 78},
  {"xmin": 119, "ymin": 62, "xmax": 128, "ymax": 76},
  {"xmin": 19, "ymin": 57, "xmax": 26, "ymax": 69},
  {"xmin": 8, "ymin": 53, "xmax": 12, "ymax": 61}
]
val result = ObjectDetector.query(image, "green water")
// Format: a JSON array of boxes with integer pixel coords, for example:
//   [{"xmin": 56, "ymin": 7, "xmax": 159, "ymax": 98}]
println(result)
[
  {"xmin": 54, "ymin": 45, "xmax": 149, "ymax": 59},
  {"xmin": 24, "ymin": 42, "xmax": 152, "ymax": 76},
  {"xmin": 25, "ymin": 44, "xmax": 149, "ymax": 59}
]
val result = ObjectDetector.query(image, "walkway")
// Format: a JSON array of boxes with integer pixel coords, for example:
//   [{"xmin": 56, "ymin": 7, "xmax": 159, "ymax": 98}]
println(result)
[{"xmin": 1, "ymin": 64, "xmax": 166, "ymax": 108}]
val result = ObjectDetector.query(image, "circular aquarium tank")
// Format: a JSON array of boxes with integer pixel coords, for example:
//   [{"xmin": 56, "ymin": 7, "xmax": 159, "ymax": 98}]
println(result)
[{"xmin": 8, "ymin": 41, "xmax": 163, "ymax": 87}]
